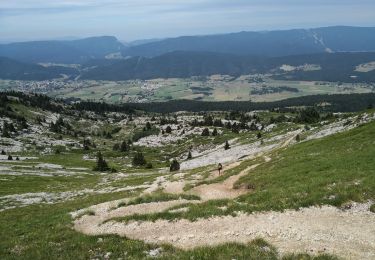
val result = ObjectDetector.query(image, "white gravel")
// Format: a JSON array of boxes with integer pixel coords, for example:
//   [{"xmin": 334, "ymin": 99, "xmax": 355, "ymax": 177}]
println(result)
[{"xmin": 74, "ymin": 201, "xmax": 375, "ymax": 259}]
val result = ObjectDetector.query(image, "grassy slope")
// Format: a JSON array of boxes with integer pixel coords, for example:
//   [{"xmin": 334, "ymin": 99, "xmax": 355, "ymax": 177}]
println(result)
[
  {"xmin": 1, "ymin": 98, "xmax": 372, "ymax": 259},
  {"xmin": 236, "ymin": 120, "xmax": 375, "ymax": 211},
  {"xmin": 0, "ymin": 174, "xmax": 99, "ymax": 196},
  {"xmin": 0, "ymin": 123, "xmax": 347, "ymax": 259}
]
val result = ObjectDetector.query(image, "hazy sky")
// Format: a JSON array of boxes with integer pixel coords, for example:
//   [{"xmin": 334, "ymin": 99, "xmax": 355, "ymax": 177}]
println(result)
[{"xmin": 1, "ymin": 0, "xmax": 375, "ymax": 42}]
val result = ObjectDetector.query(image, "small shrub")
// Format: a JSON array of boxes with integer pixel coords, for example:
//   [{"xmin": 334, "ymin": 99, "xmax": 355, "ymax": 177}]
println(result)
[
  {"xmin": 117, "ymin": 201, "xmax": 126, "ymax": 208},
  {"xmin": 170, "ymin": 159, "xmax": 180, "ymax": 172},
  {"xmin": 86, "ymin": 210, "xmax": 95, "ymax": 216},
  {"xmin": 370, "ymin": 204, "xmax": 375, "ymax": 213},
  {"xmin": 76, "ymin": 210, "xmax": 96, "ymax": 219},
  {"xmin": 145, "ymin": 162, "xmax": 153, "ymax": 169},
  {"xmin": 112, "ymin": 143, "xmax": 120, "ymax": 151}
]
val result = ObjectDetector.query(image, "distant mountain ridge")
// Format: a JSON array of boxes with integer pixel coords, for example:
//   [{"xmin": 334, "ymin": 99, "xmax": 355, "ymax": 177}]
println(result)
[
  {"xmin": 0, "ymin": 36, "xmax": 124, "ymax": 64},
  {"xmin": 81, "ymin": 51, "xmax": 264, "ymax": 80},
  {"xmin": 1, "ymin": 26, "xmax": 375, "ymax": 82},
  {"xmin": 0, "ymin": 57, "xmax": 79, "ymax": 80},
  {"xmin": 1, "ymin": 26, "xmax": 375, "ymax": 65},
  {"xmin": 2, "ymin": 50, "xmax": 375, "ymax": 82},
  {"xmin": 80, "ymin": 51, "xmax": 375, "ymax": 83},
  {"xmin": 122, "ymin": 26, "xmax": 375, "ymax": 57}
]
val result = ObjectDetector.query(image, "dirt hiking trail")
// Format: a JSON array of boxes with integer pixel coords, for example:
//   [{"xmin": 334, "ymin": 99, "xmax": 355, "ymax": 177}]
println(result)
[
  {"xmin": 72, "ymin": 129, "xmax": 375, "ymax": 259},
  {"xmin": 190, "ymin": 164, "xmax": 259, "ymax": 201},
  {"xmin": 73, "ymin": 201, "xmax": 375, "ymax": 259}
]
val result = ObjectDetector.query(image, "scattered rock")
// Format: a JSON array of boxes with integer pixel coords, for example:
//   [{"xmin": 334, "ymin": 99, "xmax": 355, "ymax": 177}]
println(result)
[{"xmin": 147, "ymin": 248, "xmax": 162, "ymax": 257}]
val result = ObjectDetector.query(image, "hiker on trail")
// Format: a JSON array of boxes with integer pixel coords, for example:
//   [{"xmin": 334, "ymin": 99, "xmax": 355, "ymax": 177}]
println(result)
[{"xmin": 218, "ymin": 163, "xmax": 223, "ymax": 175}]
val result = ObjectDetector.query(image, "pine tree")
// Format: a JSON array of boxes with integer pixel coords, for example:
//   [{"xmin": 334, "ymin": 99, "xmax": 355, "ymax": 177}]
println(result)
[
  {"xmin": 94, "ymin": 152, "xmax": 109, "ymax": 171},
  {"xmin": 212, "ymin": 128, "xmax": 218, "ymax": 136},
  {"xmin": 2, "ymin": 122, "xmax": 11, "ymax": 138},
  {"xmin": 18, "ymin": 117, "xmax": 28, "ymax": 130},
  {"xmin": 132, "ymin": 152, "xmax": 146, "ymax": 166},
  {"xmin": 187, "ymin": 150, "xmax": 192, "ymax": 160},
  {"xmin": 201, "ymin": 128, "xmax": 210, "ymax": 136},
  {"xmin": 296, "ymin": 134, "xmax": 301, "ymax": 142},
  {"xmin": 105, "ymin": 132, "xmax": 112, "ymax": 139},
  {"xmin": 120, "ymin": 141, "xmax": 128, "ymax": 152},
  {"xmin": 257, "ymin": 132, "xmax": 262, "ymax": 139},
  {"xmin": 166, "ymin": 126, "xmax": 172, "ymax": 134},
  {"xmin": 170, "ymin": 159, "xmax": 180, "ymax": 172},
  {"xmin": 231, "ymin": 123, "xmax": 239, "ymax": 134},
  {"xmin": 8, "ymin": 155, "xmax": 13, "ymax": 160},
  {"xmin": 224, "ymin": 141, "xmax": 230, "ymax": 150},
  {"xmin": 213, "ymin": 119, "xmax": 223, "ymax": 127},
  {"xmin": 203, "ymin": 115, "xmax": 213, "ymax": 126},
  {"xmin": 113, "ymin": 143, "xmax": 120, "ymax": 151},
  {"xmin": 250, "ymin": 122, "xmax": 258, "ymax": 131},
  {"xmin": 83, "ymin": 139, "xmax": 92, "ymax": 150}
]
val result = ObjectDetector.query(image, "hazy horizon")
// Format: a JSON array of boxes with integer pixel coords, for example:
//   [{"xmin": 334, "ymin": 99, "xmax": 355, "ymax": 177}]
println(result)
[
  {"xmin": 2, "ymin": 25, "xmax": 375, "ymax": 44},
  {"xmin": 1, "ymin": 1, "xmax": 375, "ymax": 43}
]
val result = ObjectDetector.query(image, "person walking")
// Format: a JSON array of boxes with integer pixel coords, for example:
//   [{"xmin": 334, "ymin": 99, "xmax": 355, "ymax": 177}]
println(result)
[{"xmin": 218, "ymin": 163, "xmax": 223, "ymax": 175}]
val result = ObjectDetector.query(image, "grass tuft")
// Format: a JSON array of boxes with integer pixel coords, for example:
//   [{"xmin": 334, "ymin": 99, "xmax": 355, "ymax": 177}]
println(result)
[
  {"xmin": 117, "ymin": 193, "xmax": 200, "ymax": 209},
  {"xmin": 370, "ymin": 204, "xmax": 375, "ymax": 213}
]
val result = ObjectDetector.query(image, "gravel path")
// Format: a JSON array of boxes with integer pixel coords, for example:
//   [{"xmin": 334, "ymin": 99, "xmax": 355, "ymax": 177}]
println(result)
[
  {"xmin": 74, "ymin": 202, "xmax": 375, "ymax": 259},
  {"xmin": 162, "ymin": 180, "xmax": 186, "ymax": 194},
  {"xmin": 73, "ymin": 198, "xmax": 200, "ymax": 233},
  {"xmin": 190, "ymin": 164, "xmax": 259, "ymax": 201}
]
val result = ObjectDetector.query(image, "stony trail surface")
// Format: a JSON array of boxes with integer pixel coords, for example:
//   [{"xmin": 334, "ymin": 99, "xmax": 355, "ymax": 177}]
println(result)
[
  {"xmin": 73, "ymin": 198, "xmax": 201, "ymax": 233},
  {"xmin": 74, "ymin": 202, "xmax": 375, "ymax": 259},
  {"xmin": 190, "ymin": 164, "xmax": 259, "ymax": 201}
]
